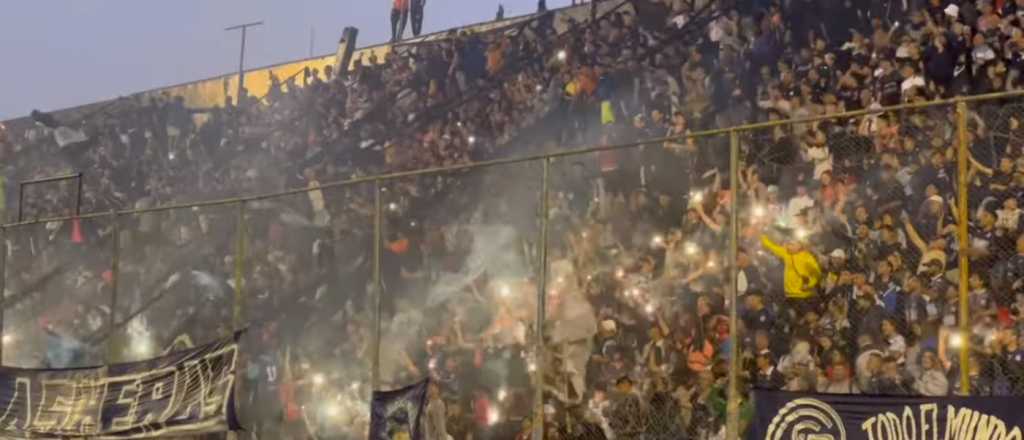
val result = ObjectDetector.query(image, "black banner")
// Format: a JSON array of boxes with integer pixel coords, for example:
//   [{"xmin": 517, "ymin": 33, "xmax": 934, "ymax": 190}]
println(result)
[
  {"xmin": 0, "ymin": 333, "xmax": 240, "ymax": 439},
  {"xmin": 751, "ymin": 390, "xmax": 1024, "ymax": 440}
]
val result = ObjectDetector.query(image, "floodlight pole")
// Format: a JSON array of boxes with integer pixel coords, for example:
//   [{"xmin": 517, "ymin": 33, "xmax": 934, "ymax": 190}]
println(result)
[{"xmin": 225, "ymin": 21, "xmax": 264, "ymax": 106}]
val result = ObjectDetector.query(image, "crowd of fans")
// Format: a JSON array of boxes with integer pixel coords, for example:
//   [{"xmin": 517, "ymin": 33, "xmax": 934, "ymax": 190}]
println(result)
[{"xmin": 8, "ymin": 0, "xmax": 1024, "ymax": 438}]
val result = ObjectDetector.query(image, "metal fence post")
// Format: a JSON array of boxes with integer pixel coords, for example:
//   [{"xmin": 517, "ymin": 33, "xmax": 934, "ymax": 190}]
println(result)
[
  {"xmin": 234, "ymin": 202, "xmax": 247, "ymax": 332},
  {"xmin": 372, "ymin": 178, "xmax": 384, "ymax": 392},
  {"xmin": 533, "ymin": 158, "xmax": 551, "ymax": 440},
  {"xmin": 726, "ymin": 130, "xmax": 741, "ymax": 439},
  {"xmin": 107, "ymin": 213, "xmax": 121, "ymax": 362},
  {"xmin": 75, "ymin": 172, "xmax": 84, "ymax": 217},
  {"xmin": 955, "ymin": 99, "xmax": 971, "ymax": 394},
  {"xmin": 16, "ymin": 183, "xmax": 24, "ymax": 223},
  {"xmin": 0, "ymin": 226, "xmax": 6, "ymax": 365}
]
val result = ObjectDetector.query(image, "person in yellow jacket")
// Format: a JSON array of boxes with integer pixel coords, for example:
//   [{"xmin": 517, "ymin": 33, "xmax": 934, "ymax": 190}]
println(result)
[{"xmin": 760, "ymin": 234, "xmax": 822, "ymax": 302}]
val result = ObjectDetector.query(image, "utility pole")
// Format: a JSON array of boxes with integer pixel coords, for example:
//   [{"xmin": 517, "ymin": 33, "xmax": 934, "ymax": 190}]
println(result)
[
  {"xmin": 309, "ymin": 27, "xmax": 316, "ymax": 58},
  {"xmin": 225, "ymin": 21, "xmax": 264, "ymax": 107}
]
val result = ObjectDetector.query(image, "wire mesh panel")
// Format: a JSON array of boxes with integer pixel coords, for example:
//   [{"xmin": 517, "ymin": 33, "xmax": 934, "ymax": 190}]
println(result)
[
  {"xmin": 12, "ymin": 92, "xmax": 1024, "ymax": 440},
  {"xmin": 967, "ymin": 98, "xmax": 1024, "ymax": 397},
  {"xmin": 2, "ymin": 217, "xmax": 112, "ymax": 368},
  {"xmin": 112, "ymin": 205, "xmax": 236, "ymax": 364},
  {"xmin": 16, "ymin": 176, "xmax": 80, "ymax": 222},
  {"xmin": 532, "ymin": 126, "xmax": 736, "ymax": 439},
  {"xmin": 378, "ymin": 162, "xmax": 541, "ymax": 440},
  {"xmin": 236, "ymin": 183, "xmax": 376, "ymax": 439},
  {"xmin": 729, "ymin": 103, "xmax": 970, "ymax": 404}
]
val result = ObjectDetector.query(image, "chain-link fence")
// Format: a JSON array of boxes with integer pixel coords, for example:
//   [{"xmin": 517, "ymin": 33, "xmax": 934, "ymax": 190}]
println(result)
[
  {"xmin": 968, "ymin": 98, "xmax": 1024, "ymax": 398},
  {"xmin": 4, "ymin": 93, "xmax": 1024, "ymax": 439}
]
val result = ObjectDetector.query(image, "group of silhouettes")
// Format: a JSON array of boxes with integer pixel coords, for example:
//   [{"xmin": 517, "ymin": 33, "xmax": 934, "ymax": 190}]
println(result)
[{"xmin": 390, "ymin": 0, "xmax": 428, "ymax": 42}]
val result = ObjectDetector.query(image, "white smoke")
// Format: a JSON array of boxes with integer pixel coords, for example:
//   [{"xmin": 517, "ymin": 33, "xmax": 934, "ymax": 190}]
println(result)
[{"xmin": 425, "ymin": 224, "xmax": 529, "ymax": 307}]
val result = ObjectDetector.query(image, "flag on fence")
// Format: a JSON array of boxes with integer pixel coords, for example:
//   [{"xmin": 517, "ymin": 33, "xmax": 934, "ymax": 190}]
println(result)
[
  {"xmin": 71, "ymin": 218, "xmax": 84, "ymax": 243},
  {"xmin": 369, "ymin": 379, "xmax": 430, "ymax": 440},
  {"xmin": 601, "ymin": 100, "xmax": 615, "ymax": 125}
]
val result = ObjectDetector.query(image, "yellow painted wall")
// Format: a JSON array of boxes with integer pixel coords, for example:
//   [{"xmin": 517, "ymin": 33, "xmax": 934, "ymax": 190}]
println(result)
[{"xmin": 145, "ymin": 53, "xmax": 338, "ymax": 109}]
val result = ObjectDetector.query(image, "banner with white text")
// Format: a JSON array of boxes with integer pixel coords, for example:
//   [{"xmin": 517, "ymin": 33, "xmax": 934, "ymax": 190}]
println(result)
[
  {"xmin": 750, "ymin": 390, "xmax": 1024, "ymax": 440},
  {"xmin": 0, "ymin": 332, "xmax": 240, "ymax": 439}
]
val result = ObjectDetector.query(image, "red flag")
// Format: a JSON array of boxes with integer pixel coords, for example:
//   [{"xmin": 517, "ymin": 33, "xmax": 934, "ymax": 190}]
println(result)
[{"xmin": 71, "ymin": 218, "xmax": 83, "ymax": 244}]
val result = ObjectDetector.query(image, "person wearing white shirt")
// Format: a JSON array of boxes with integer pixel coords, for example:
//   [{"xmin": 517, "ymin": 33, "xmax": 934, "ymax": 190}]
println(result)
[
  {"xmin": 900, "ymin": 75, "xmax": 925, "ymax": 93},
  {"xmin": 997, "ymin": 197, "xmax": 1022, "ymax": 231},
  {"xmin": 422, "ymin": 382, "xmax": 450, "ymax": 440},
  {"xmin": 785, "ymin": 186, "xmax": 815, "ymax": 225},
  {"xmin": 587, "ymin": 389, "xmax": 614, "ymax": 439},
  {"xmin": 881, "ymin": 319, "xmax": 907, "ymax": 364}
]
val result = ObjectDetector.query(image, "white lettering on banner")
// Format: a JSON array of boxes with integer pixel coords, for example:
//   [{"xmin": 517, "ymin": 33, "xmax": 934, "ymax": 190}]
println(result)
[
  {"xmin": 975, "ymin": 414, "xmax": 1005, "ymax": 440},
  {"xmin": 863, "ymin": 417, "xmax": 877, "ymax": 440},
  {"xmin": 922, "ymin": 403, "xmax": 939, "ymax": 440},
  {"xmin": 770, "ymin": 397, "xmax": 1024, "ymax": 440},
  {"xmin": 131, "ymin": 366, "xmax": 177, "ymax": 435},
  {"xmin": 887, "ymin": 412, "xmax": 903, "ymax": 439},
  {"xmin": 0, "ymin": 377, "xmax": 31, "ymax": 430},
  {"xmin": 904, "ymin": 406, "xmax": 918, "ymax": 440},
  {"xmin": 857, "ymin": 404, "xmax": 1024, "ymax": 440},
  {"xmin": 1010, "ymin": 427, "xmax": 1024, "ymax": 440},
  {"xmin": 31, "ymin": 379, "xmax": 75, "ymax": 432},
  {"xmin": 0, "ymin": 341, "xmax": 237, "ymax": 438},
  {"xmin": 107, "ymin": 378, "xmax": 142, "ymax": 432}
]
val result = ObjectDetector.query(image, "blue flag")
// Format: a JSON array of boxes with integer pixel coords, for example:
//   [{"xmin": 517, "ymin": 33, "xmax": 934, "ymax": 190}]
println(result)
[{"xmin": 369, "ymin": 379, "xmax": 429, "ymax": 440}]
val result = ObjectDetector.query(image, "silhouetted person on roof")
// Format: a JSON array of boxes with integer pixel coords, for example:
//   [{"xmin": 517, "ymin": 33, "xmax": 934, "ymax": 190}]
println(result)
[
  {"xmin": 411, "ymin": 0, "xmax": 426, "ymax": 37},
  {"xmin": 391, "ymin": 0, "xmax": 409, "ymax": 42}
]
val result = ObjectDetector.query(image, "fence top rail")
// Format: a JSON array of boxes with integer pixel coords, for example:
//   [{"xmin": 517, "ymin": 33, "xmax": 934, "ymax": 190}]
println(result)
[
  {"xmin": 4, "ymin": 89, "xmax": 1024, "ymax": 228},
  {"xmin": 20, "ymin": 173, "xmax": 82, "ymax": 186}
]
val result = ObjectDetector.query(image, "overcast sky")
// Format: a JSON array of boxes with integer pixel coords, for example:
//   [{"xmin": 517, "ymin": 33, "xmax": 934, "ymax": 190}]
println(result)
[{"xmin": 0, "ymin": 0, "xmax": 568, "ymax": 120}]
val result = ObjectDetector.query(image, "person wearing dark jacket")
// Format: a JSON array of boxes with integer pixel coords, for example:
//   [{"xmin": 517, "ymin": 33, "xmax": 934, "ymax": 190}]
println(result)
[
  {"xmin": 754, "ymin": 350, "xmax": 786, "ymax": 389},
  {"xmin": 606, "ymin": 376, "xmax": 647, "ymax": 439},
  {"xmin": 991, "ymin": 328, "xmax": 1024, "ymax": 395},
  {"xmin": 743, "ymin": 292, "xmax": 775, "ymax": 335},
  {"xmin": 852, "ymin": 293, "xmax": 887, "ymax": 343},
  {"xmin": 410, "ymin": 0, "xmax": 426, "ymax": 37},
  {"xmin": 923, "ymin": 32, "xmax": 961, "ymax": 92},
  {"xmin": 868, "ymin": 356, "xmax": 914, "ymax": 395}
]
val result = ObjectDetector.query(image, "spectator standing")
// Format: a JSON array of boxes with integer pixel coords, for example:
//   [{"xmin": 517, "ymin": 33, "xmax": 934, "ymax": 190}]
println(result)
[
  {"xmin": 411, "ymin": 0, "xmax": 426, "ymax": 37},
  {"xmin": 874, "ymin": 355, "xmax": 915, "ymax": 395},
  {"xmin": 914, "ymin": 350, "xmax": 949, "ymax": 396},
  {"xmin": 422, "ymin": 381, "xmax": 449, "ymax": 440},
  {"xmin": 754, "ymin": 350, "xmax": 785, "ymax": 389},
  {"xmin": 817, "ymin": 362, "xmax": 858, "ymax": 394},
  {"xmin": 760, "ymin": 232, "xmax": 822, "ymax": 317},
  {"xmin": 605, "ymin": 376, "xmax": 647, "ymax": 440},
  {"xmin": 881, "ymin": 318, "xmax": 908, "ymax": 364},
  {"xmin": 391, "ymin": 0, "xmax": 410, "ymax": 42}
]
